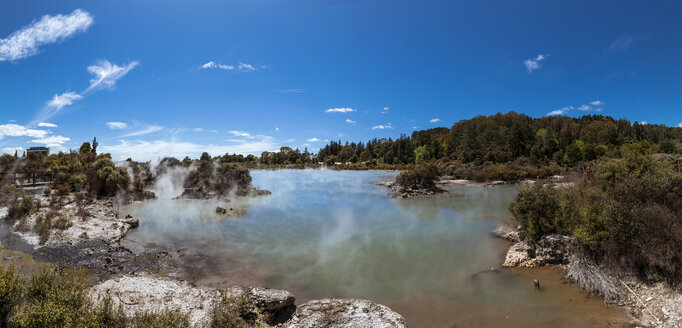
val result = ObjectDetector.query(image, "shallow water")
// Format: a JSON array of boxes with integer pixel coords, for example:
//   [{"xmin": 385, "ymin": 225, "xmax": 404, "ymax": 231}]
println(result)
[{"xmin": 124, "ymin": 169, "xmax": 630, "ymax": 327}]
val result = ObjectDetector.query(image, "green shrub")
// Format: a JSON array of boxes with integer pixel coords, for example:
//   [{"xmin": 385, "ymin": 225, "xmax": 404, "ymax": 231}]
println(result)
[
  {"xmin": 396, "ymin": 163, "xmax": 439, "ymax": 189},
  {"xmin": 0, "ymin": 263, "xmax": 24, "ymax": 326},
  {"xmin": 10, "ymin": 265, "xmax": 91, "ymax": 328},
  {"xmin": 96, "ymin": 167, "xmax": 130, "ymax": 196},
  {"xmin": 510, "ymin": 183, "xmax": 564, "ymax": 242},
  {"xmin": 69, "ymin": 174, "xmax": 87, "ymax": 193},
  {"xmin": 6, "ymin": 196, "xmax": 34, "ymax": 223},
  {"xmin": 129, "ymin": 310, "xmax": 190, "ymax": 328},
  {"xmin": 210, "ymin": 294, "xmax": 259, "ymax": 328},
  {"xmin": 33, "ymin": 215, "xmax": 51, "ymax": 245},
  {"xmin": 42, "ymin": 187, "xmax": 51, "ymax": 197},
  {"xmin": 54, "ymin": 216, "xmax": 73, "ymax": 230}
]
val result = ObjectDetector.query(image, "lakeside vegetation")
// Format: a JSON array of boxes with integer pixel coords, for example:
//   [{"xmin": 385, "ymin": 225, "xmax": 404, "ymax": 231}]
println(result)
[
  {"xmin": 510, "ymin": 145, "xmax": 682, "ymax": 287},
  {"xmin": 0, "ymin": 262, "xmax": 261, "ymax": 328}
]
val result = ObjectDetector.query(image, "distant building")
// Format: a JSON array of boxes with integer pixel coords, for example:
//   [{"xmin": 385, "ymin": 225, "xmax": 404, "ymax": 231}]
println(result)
[{"xmin": 27, "ymin": 146, "xmax": 49, "ymax": 156}]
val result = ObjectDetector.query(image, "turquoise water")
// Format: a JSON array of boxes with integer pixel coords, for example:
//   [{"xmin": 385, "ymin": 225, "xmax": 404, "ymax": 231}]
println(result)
[{"xmin": 125, "ymin": 169, "xmax": 629, "ymax": 327}]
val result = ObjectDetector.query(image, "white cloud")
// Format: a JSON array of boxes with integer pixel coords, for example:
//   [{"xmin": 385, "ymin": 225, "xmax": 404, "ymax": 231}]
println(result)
[
  {"xmin": 325, "ymin": 107, "xmax": 356, "ymax": 113},
  {"xmin": 193, "ymin": 128, "xmax": 203, "ymax": 132},
  {"xmin": 119, "ymin": 125, "xmax": 163, "ymax": 137},
  {"xmin": 524, "ymin": 54, "xmax": 547, "ymax": 73},
  {"xmin": 383, "ymin": 107, "xmax": 389, "ymax": 111},
  {"xmin": 238, "ymin": 62, "xmax": 255, "ymax": 72},
  {"xmin": 101, "ymin": 137, "xmax": 280, "ymax": 161},
  {"xmin": 228, "ymin": 130, "xmax": 253, "ymax": 138},
  {"xmin": 106, "ymin": 122, "xmax": 128, "ymax": 129},
  {"xmin": 2, "ymin": 146, "xmax": 23, "ymax": 154},
  {"xmin": 372, "ymin": 123, "xmax": 393, "ymax": 130},
  {"xmin": 345, "ymin": 119, "xmax": 356, "ymax": 124},
  {"xmin": 201, "ymin": 61, "xmax": 234, "ymax": 70},
  {"xmin": 429, "ymin": 118, "xmax": 441, "ymax": 123},
  {"xmin": 37, "ymin": 122, "xmax": 57, "ymax": 128},
  {"xmin": 609, "ymin": 36, "xmax": 637, "ymax": 53},
  {"xmin": 32, "ymin": 60, "xmax": 137, "ymax": 124},
  {"xmin": 209, "ymin": 129, "xmax": 219, "ymax": 133},
  {"xmin": 31, "ymin": 135, "xmax": 70, "ymax": 147},
  {"xmin": 85, "ymin": 60, "xmax": 138, "ymax": 93},
  {"xmin": 640, "ymin": 121, "xmax": 648, "ymax": 125},
  {"xmin": 678, "ymin": 122, "xmax": 682, "ymax": 128},
  {"xmin": 46, "ymin": 92, "xmax": 82, "ymax": 110},
  {"xmin": 307, "ymin": 138, "xmax": 321, "ymax": 142},
  {"xmin": 0, "ymin": 9, "xmax": 93, "ymax": 62},
  {"xmin": 547, "ymin": 100, "xmax": 606, "ymax": 116},
  {"xmin": 0, "ymin": 124, "xmax": 48, "ymax": 139}
]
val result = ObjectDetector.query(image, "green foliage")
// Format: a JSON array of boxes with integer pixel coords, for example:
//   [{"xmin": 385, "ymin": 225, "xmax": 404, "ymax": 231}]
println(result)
[
  {"xmin": 79, "ymin": 142, "xmax": 91, "ymax": 154},
  {"xmin": 510, "ymin": 151, "xmax": 682, "ymax": 285},
  {"xmin": 128, "ymin": 310, "xmax": 190, "ymax": 328},
  {"xmin": 210, "ymin": 294, "xmax": 259, "ymax": 328},
  {"xmin": 33, "ymin": 214, "xmax": 51, "ymax": 245},
  {"xmin": 69, "ymin": 174, "xmax": 87, "ymax": 193},
  {"xmin": 6, "ymin": 196, "xmax": 34, "ymax": 224},
  {"xmin": 184, "ymin": 161, "xmax": 253, "ymax": 196},
  {"xmin": 0, "ymin": 263, "xmax": 24, "ymax": 327},
  {"xmin": 96, "ymin": 166, "xmax": 130, "ymax": 196},
  {"xmin": 54, "ymin": 216, "xmax": 73, "ymax": 230},
  {"xmin": 396, "ymin": 163, "xmax": 439, "ymax": 189}
]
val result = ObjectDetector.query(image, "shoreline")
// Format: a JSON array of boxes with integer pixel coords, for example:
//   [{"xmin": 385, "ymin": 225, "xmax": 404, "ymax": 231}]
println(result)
[
  {"xmin": 0, "ymin": 191, "xmax": 410, "ymax": 328},
  {"xmin": 495, "ymin": 222, "xmax": 681, "ymax": 328}
]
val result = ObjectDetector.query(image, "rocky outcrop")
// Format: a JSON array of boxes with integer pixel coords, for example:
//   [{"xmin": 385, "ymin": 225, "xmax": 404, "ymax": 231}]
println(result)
[
  {"xmin": 285, "ymin": 299, "xmax": 409, "ymax": 328},
  {"xmin": 89, "ymin": 274, "xmax": 409, "ymax": 328},
  {"xmin": 492, "ymin": 221, "xmax": 521, "ymax": 242},
  {"xmin": 502, "ymin": 234, "xmax": 573, "ymax": 268},
  {"xmin": 375, "ymin": 181, "xmax": 448, "ymax": 199}
]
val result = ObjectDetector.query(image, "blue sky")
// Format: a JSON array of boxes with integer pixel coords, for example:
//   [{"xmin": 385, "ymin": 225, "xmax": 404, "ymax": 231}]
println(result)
[{"xmin": 1, "ymin": 0, "xmax": 681, "ymax": 160}]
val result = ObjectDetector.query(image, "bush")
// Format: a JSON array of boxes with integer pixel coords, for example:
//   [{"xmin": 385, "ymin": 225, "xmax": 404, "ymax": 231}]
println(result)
[
  {"xmin": 210, "ymin": 294, "xmax": 259, "ymax": 328},
  {"xmin": 129, "ymin": 310, "xmax": 190, "ymax": 328},
  {"xmin": 10, "ymin": 265, "xmax": 91, "ymax": 328},
  {"xmin": 510, "ymin": 150, "xmax": 682, "ymax": 285},
  {"xmin": 510, "ymin": 183, "xmax": 564, "ymax": 242},
  {"xmin": 6, "ymin": 196, "xmax": 34, "ymax": 223},
  {"xmin": 54, "ymin": 216, "xmax": 73, "ymax": 230},
  {"xmin": 0, "ymin": 263, "xmax": 23, "ymax": 326},
  {"xmin": 96, "ymin": 167, "xmax": 130, "ymax": 196},
  {"xmin": 69, "ymin": 174, "xmax": 87, "ymax": 193},
  {"xmin": 33, "ymin": 214, "xmax": 51, "ymax": 245},
  {"xmin": 396, "ymin": 163, "xmax": 439, "ymax": 189}
]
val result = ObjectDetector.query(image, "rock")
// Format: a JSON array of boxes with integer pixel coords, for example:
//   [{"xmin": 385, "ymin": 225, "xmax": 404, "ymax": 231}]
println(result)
[
  {"xmin": 493, "ymin": 222, "xmax": 521, "ymax": 242},
  {"xmin": 230, "ymin": 286, "xmax": 296, "ymax": 325},
  {"xmin": 215, "ymin": 206, "xmax": 227, "ymax": 215},
  {"xmin": 123, "ymin": 216, "xmax": 139, "ymax": 228},
  {"xmin": 503, "ymin": 234, "xmax": 573, "ymax": 268},
  {"xmin": 285, "ymin": 299, "xmax": 409, "ymax": 328}
]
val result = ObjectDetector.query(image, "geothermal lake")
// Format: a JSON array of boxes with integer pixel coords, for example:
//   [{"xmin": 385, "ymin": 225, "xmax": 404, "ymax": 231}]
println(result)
[{"xmin": 125, "ymin": 169, "xmax": 629, "ymax": 327}]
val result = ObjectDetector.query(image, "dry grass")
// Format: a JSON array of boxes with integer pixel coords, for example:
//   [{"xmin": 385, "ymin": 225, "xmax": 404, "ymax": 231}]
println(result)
[{"xmin": 566, "ymin": 255, "xmax": 622, "ymax": 302}]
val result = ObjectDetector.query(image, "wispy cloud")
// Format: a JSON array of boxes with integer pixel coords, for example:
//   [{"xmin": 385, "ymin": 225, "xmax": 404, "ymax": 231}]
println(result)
[
  {"xmin": 32, "ymin": 60, "xmax": 137, "ymax": 124},
  {"xmin": 119, "ymin": 125, "xmax": 163, "ymax": 137},
  {"xmin": 325, "ymin": 107, "xmax": 356, "ymax": 113},
  {"xmin": 0, "ymin": 9, "xmax": 93, "ymax": 62},
  {"xmin": 276, "ymin": 88, "xmax": 306, "ymax": 93},
  {"xmin": 307, "ymin": 138, "xmax": 321, "ymax": 142},
  {"xmin": 106, "ymin": 122, "xmax": 128, "ymax": 129},
  {"xmin": 46, "ymin": 92, "xmax": 83, "ymax": 111},
  {"xmin": 84, "ymin": 60, "xmax": 138, "ymax": 93},
  {"xmin": 193, "ymin": 128, "xmax": 203, "ymax": 132},
  {"xmin": 678, "ymin": 122, "xmax": 682, "ymax": 128},
  {"xmin": 429, "ymin": 118, "xmax": 441, "ymax": 123},
  {"xmin": 547, "ymin": 100, "xmax": 605, "ymax": 116},
  {"xmin": 372, "ymin": 123, "xmax": 393, "ymax": 130},
  {"xmin": 201, "ymin": 61, "xmax": 234, "ymax": 70},
  {"xmin": 345, "ymin": 119, "xmax": 356, "ymax": 124},
  {"xmin": 609, "ymin": 35, "xmax": 637, "ymax": 53},
  {"xmin": 383, "ymin": 107, "xmax": 390, "ymax": 111},
  {"xmin": 238, "ymin": 62, "xmax": 255, "ymax": 72},
  {"xmin": 524, "ymin": 54, "xmax": 548, "ymax": 73},
  {"xmin": 201, "ymin": 61, "xmax": 259, "ymax": 72},
  {"xmin": 228, "ymin": 130, "xmax": 253, "ymax": 138},
  {"xmin": 37, "ymin": 122, "xmax": 57, "ymax": 128}
]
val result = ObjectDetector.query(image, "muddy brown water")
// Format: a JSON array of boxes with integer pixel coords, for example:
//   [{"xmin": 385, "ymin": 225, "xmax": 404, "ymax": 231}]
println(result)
[{"xmin": 121, "ymin": 169, "xmax": 631, "ymax": 327}]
